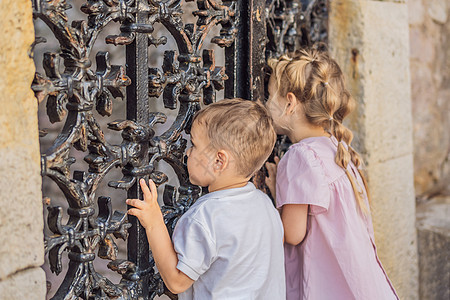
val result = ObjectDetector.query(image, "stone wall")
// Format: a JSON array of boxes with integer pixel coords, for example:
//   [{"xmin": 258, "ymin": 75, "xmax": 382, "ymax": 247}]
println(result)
[
  {"xmin": 0, "ymin": 0, "xmax": 428, "ymax": 299},
  {"xmin": 408, "ymin": 1, "xmax": 450, "ymax": 298},
  {"xmin": 0, "ymin": 0, "xmax": 46, "ymax": 299},
  {"xmin": 408, "ymin": 0, "xmax": 450, "ymax": 198},
  {"xmin": 416, "ymin": 196, "xmax": 450, "ymax": 299},
  {"xmin": 329, "ymin": 1, "xmax": 419, "ymax": 299}
]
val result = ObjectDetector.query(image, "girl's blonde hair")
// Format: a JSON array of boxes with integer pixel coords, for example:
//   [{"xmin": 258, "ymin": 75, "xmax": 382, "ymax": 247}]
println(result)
[{"xmin": 268, "ymin": 48, "xmax": 370, "ymax": 215}]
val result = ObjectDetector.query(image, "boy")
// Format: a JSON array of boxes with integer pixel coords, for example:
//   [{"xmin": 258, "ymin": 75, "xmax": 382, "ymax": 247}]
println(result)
[{"xmin": 127, "ymin": 99, "xmax": 285, "ymax": 299}]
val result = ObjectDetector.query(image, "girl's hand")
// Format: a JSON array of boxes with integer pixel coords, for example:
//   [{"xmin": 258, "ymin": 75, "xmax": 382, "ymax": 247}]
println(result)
[
  {"xmin": 126, "ymin": 179, "xmax": 164, "ymax": 231},
  {"xmin": 265, "ymin": 156, "xmax": 280, "ymax": 199}
]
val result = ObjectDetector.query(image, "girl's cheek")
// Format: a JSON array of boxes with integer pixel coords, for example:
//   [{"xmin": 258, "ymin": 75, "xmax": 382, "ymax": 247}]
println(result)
[
  {"xmin": 268, "ymin": 103, "xmax": 282, "ymax": 123},
  {"xmin": 268, "ymin": 99, "xmax": 283, "ymax": 117},
  {"xmin": 266, "ymin": 100, "xmax": 277, "ymax": 116}
]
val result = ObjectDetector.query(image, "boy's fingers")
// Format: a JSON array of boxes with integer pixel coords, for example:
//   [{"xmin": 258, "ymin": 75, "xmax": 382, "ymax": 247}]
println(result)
[
  {"xmin": 274, "ymin": 156, "xmax": 280, "ymax": 165},
  {"xmin": 148, "ymin": 179, "xmax": 157, "ymax": 202},
  {"xmin": 127, "ymin": 208, "xmax": 141, "ymax": 217},
  {"xmin": 139, "ymin": 178, "xmax": 153, "ymax": 202},
  {"xmin": 126, "ymin": 199, "xmax": 145, "ymax": 210},
  {"xmin": 265, "ymin": 175, "xmax": 275, "ymax": 186},
  {"xmin": 266, "ymin": 162, "xmax": 275, "ymax": 176}
]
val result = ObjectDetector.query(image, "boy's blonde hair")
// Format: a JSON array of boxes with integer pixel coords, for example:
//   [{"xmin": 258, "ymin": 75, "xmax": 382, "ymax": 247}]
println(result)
[
  {"xmin": 268, "ymin": 48, "xmax": 370, "ymax": 214},
  {"xmin": 193, "ymin": 98, "xmax": 277, "ymax": 178}
]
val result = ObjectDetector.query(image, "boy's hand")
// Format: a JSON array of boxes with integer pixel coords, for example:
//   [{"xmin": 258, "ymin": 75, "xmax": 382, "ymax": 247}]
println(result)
[
  {"xmin": 126, "ymin": 179, "xmax": 164, "ymax": 230},
  {"xmin": 265, "ymin": 156, "xmax": 280, "ymax": 199},
  {"xmin": 127, "ymin": 179, "xmax": 194, "ymax": 294}
]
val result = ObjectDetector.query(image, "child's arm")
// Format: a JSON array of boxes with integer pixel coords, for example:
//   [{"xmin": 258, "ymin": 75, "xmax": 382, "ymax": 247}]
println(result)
[
  {"xmin": 280, "ymin": 204, "xmax": 308, "ymax": 245},
  {"xmin": 266, "ymin": 157, "xmax": 308, "ymax": 245},
  {"xmin": 127, "ymin": 179, "xmax": 194, "ymax": 294}
]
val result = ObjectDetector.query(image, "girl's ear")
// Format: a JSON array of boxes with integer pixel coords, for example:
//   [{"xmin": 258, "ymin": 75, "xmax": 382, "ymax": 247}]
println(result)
[
  {"xmin": 214, "ymin": 150, "xmax": 230, "ymax": 172},
  {"xmin": 285, "ymin": 92, "xmax": 299, "ymax": 115}
]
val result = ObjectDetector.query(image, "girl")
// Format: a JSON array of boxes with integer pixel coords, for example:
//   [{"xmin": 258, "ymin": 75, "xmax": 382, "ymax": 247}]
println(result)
[{"xmin": 265, "ymin": 49, "xmax": 399, "ymax": 300}]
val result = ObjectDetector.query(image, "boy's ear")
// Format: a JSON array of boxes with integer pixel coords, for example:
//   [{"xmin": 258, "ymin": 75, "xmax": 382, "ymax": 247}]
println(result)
[
  {"xmin": 215, "ymin": 150, "xmax": 230, "ymax": 172},
  {"xmin": 286, "ymin": 92, "xmax": 298, "ymax": 115}
]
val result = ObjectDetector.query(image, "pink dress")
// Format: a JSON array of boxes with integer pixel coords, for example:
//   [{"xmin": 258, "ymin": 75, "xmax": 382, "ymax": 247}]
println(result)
[{"xmin": 276, "ymin": 136, "xmax": 399, "ymax": 300}]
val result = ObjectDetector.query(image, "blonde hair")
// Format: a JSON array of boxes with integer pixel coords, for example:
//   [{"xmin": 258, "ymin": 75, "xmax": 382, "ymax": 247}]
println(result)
[
  {"xmin": 268, "ymin": 49, "xmax": 370, "ymax": 214},
  {"xmin": 193, "ymin": 98, "xmax": 277, "ymax": 178}
]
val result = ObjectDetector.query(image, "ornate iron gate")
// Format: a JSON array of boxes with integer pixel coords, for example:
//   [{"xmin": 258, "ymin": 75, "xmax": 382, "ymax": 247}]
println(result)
[{"xmin": 32, "ymin": 0, "xmax": 327, "ymax": 298}]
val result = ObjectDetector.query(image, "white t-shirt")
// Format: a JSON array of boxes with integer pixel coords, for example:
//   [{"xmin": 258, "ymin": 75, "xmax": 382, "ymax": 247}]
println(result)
[{"xmin": 172, "ymin": 182, "xmax": 286, "ymax": 300}]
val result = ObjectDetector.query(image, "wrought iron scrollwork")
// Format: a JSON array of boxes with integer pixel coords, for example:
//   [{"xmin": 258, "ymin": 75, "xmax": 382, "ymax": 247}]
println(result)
[
  {"xmin": 32, "ymin": 0, "xmax": 327, "ymax": 298},
  {"xmin": 266, "ymin": 0, "xmax": 328, "ymax": 59},
  {"xmin": 33, "ymin": 0, "xmax": 234, "ymax": 298}
]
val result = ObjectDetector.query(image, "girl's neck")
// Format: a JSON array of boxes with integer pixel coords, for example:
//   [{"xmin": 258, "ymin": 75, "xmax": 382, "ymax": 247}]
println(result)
[{"xmin": 287, "ymin": 122, "xmax": 330, "ymax": 144}]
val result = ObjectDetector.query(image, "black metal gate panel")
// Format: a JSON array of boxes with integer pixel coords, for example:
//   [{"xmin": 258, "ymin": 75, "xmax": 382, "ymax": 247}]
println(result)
[{"xmin": 31, "ymin": 0, "xmax": 327, "ymax": 298}]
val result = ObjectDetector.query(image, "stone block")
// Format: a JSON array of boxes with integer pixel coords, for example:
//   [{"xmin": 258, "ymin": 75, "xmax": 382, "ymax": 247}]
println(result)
[
  {"xmin": 0, "ymin": 0, "xmax": 44, "ymax": 281},
  {"xmin": 330, "ymin": 0, "xmax": 413, "ymax": 164},
  {"xmin": 0, "ymin": 149, "xmax": 45, "ymax": 280},
  {"xmin": 408, "ymin": 0, "xmax": 450, "ymax": 196},
  {"xmin": 0, "ymin": 267, "xmax": 46, "ymax": 300},
  {"xmin": 427, "ymin": 0, "xmax": 448, "ymax": 24},
  {"xmin": 367, "ymin": 154, "xmax": 418, "ymax": 300},
  {"xmin": 409, "ymin": 27, "xmax": 435, "ymax": 63},
  {"xmin": 361, "ymin": 1, "xmax": 413, "ymax": 164},
  {"xmin": 417, "ymin": 196, "xmax": 450, "ymax": 300},
  {"xmin": 0, "ymin": 0, "xmax": 36, "ymax": 99},
  {"xmin": 411, "ymin": 79, "xmax": 450, "ymax": 195},
  {"xmin": 408, "ymin": 0, "xmax": 425, "ymax": 25}
]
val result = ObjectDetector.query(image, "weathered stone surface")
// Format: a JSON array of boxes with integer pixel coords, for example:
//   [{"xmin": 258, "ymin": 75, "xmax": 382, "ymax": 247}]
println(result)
[
  {"xmin": 330, "ymin": 0, "xmax": 414, "ymax": 162},
  {"xmin": 329, "ymin": 1, "xmax": 418, "ymax": 299},
  {"xmin": 427, "ymin": 0, "xmax": 448, "ymax": 25},
  {"xmin": 0, "ymin": 150, "xmax": 45, "ymax": 280},
  {"xmin": 417, "ymin": 196, "xmax": 450, "ymax": 300},
  {"xmin": 367, "ymin": 154, "xmax": 418, "ymax": 299},
  {"xmin": 0, "ymin": 0, "xmax": 45, "ymax": 283},
  {"xmin": 0, "ymin": 267, "xmax": 46, "ymax": 300},
  {"xmin": 408, "ymin": 0, "xmax": 425, "ymax": 25},
  {"xmin": 408, "ymin": 0, "xmax": 450, "ymax": 197},
  {"xmin": 409, "ymin": 27, "xmax": 435, "ymax": 63}
]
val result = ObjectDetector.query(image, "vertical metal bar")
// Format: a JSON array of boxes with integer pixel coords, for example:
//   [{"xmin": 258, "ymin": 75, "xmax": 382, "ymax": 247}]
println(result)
[
  {"xmin": 224, "ymin": 42, "xmax": 238, "ymax": 99},
  {"xmin": 224, "ymin": 0, "xmax": 244, "ymax": 99},
  {"xmin": 247, "ymin": 0, "xmax": 266, "ymax": 102},
  {"xmin": 126, "ymin": 1, "xmax": 150, "ymax": 297},
  {"xmin": 227, "ymin": 0, "xmax": 266, "ymax": 101}
]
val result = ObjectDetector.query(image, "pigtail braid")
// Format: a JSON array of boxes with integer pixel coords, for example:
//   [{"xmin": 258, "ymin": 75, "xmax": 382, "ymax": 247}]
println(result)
[
  {"xmin": 336, "ymin": 142, "xmax": 352, "ymax": 170},
  {"xmin": 332, "ymin": 121, "xmax": 351, "ymax": 165},
  {"xmin": 332, "ymin": 121, "xmax": 369, "ymax": 214},
  {"xmin": 348, "ymin": 145, "xmax": 361, "ymax": 168}
]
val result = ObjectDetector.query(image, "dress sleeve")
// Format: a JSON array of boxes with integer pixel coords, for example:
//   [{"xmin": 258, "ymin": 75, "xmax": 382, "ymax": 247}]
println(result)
[
  {"xmin": 276, "ymin": 145, "xmax": 330, "ymax": 215},
  {"xmin": 172, "ymin": 215, "xmax": 217, "ymax": 281}
]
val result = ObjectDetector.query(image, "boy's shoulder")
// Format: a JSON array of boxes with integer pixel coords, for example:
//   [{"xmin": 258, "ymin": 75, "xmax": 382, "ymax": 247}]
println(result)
[{"xmin": 181, "ymin": 183, "xmax": 272, "ymax": 222}]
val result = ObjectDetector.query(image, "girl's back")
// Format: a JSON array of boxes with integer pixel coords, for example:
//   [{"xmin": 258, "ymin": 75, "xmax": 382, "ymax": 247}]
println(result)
[
  {"xmin": 276, "ymin": 135, "xmax": 398, "ymax": 300},
  {"xmin": 265, "ymin": 48, "xmax": 399, "ymax": 300}
]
